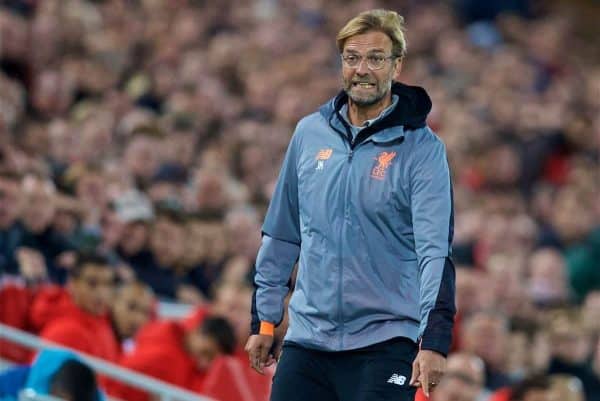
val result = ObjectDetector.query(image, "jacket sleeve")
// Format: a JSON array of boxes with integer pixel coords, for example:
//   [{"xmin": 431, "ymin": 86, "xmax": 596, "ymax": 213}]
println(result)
[
  {"xmin": 251, "ymin": 131, "xmax": 302, "ymax": 334},
  {"xmin": 409, "ymin": 134, "xmax": 456, "ymax": 357}
]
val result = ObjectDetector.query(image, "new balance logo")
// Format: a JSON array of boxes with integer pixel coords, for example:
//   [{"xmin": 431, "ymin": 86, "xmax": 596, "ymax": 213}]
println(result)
[{"xmin": 387, "ymin": 374, "xmax": 406, "ymax": 386}]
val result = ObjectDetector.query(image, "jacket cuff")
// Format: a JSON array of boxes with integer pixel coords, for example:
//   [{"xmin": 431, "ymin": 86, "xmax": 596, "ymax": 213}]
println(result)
[
  {"xmin": 259, "ymin": 321, "xmax": 275, "ymax": 336},
  {"xmin": 420, "ymin": 334, "xmax": 451, "ymax": 357}
]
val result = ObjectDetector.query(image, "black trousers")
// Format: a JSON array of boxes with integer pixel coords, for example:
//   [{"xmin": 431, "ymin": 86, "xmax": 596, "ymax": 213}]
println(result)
[{"xmin": 270, "ymin": 337, "xmax": 418, "ymax": 401}]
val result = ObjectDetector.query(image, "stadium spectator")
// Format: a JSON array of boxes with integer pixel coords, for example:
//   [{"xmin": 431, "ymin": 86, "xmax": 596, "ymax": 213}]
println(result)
[
  {"xmin": 106, "ymin": 316, "xmax": 235, "ymax": 401},
  {"xmin": 112, "ymin": 190, "xmax": 155, "ymax": 281},
  {"xmin": 545, "ymin": 311, "xmax": 600, "ymax": 400},
  {"xmin": 19, "ymin": 175, "xmax": 75, "ymax": 284},
  {"xmin": 110, "ymin": 281, "xmax": 156, "ymax": 354},
  {"xmin": 29, "ymin": 253, "xmax": 120, "ymax": 362},
  {"xmin": 142, "ymin": 208, "xmax": 187, "ymax": 300},
  {"xmin": 460, "ymin": 311, "xmax": 514, "ymax": 390},
  {"xmin": 527, "ymin": 248, "xmax": 571, "ymax": 308},
  {"xmin": 0, "ymin": 348, "xmax": 105, "ymax": 401},
  {"xmin": 211, "ymin": 280, "xmax": 253, "ymax": 358}
]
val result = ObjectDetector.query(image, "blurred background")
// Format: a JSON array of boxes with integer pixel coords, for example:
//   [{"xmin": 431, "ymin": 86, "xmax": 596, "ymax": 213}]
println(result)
[{"xmin": 0, "ymin": 0, "xmax": 598, "ymax": 400}]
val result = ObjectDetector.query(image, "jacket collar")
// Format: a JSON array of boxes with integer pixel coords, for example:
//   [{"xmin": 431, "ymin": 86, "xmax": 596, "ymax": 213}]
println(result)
[{"xmin": 319, "ymin": 82, "xmax": 432, "ymax": 143}]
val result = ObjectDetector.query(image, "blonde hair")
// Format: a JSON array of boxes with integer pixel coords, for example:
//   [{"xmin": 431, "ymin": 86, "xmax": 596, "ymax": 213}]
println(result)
[{"xmin": 336, "ymin": 9, "xmax": 407, "ymax": 58}]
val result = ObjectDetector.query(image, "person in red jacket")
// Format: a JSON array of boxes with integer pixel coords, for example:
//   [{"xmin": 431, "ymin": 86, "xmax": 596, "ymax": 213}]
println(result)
[
  {"xmin": 106, "ymin": 316, "xmax": 236, "ymax": 401},
  {"xmin": 29, "ymin": 253, "xmax": 120, "ymax": 362},
  {"xmin": 0, "ymin": 277, "xmax": 35, "ymax": 362},
  {"xmin": 110, "ymin": 280, "xmax": 156, "ymax": 354}
]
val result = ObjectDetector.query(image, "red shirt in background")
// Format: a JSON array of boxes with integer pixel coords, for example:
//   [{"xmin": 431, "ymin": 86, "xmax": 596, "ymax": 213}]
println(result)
[
  {"xmin": 105, "ymin": 320, "xmax": 207, "ymax": 401},
  {"xmin": 29, "ymin": 285, "xmax": 120, "ymax": 362},
  {"xmin": 0, "ymin": 280, "xmax": 35, "ymax": 362}
]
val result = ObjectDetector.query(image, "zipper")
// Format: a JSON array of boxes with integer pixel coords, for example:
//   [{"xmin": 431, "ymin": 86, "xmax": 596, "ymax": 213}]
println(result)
[
  {"xmin": 338, "ymin": 137, "xmax": 355, "ymax": 349},
  {"xmin": 348, "ymin": 137, "xmax": 356, "ymax": 161}
]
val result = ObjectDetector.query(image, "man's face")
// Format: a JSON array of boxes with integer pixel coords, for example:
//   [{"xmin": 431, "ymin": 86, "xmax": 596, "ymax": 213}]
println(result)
[
  {"xmin": 70, "ymin": 264, "xmax": 115, "ymax": 316},
  {"xmin": 119, "ymin": 221, "xmax": 149, "ymax": 256},
  {"xmin": 150, "ymin": 218, "xmax": 186, "ymax": 266},
  {"xmin": 125, "ymin": 137, "xmax": 159, "ymax": 179},
  {"xmin": 186, "ymin": 331, "xmax": 222, "ymax": 371},
  {"xmin": 462, "ymin": 315, "xmax": 508, "ymax": 369},
  {"xmin": 112, "ymin": 284, "xmax": 154, "ymax": 339},
  {"xmin": 21, "ymin": 178, "xmax": 56, "ymax": 233},
  {"xmin": 341, "ymin": 30, "xmax": 400, "ymax": 107}
]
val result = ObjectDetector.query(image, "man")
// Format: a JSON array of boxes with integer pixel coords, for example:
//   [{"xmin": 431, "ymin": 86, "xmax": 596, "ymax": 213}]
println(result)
[
  {"xmin": 0, "ymin": 348, "xmax": 105, "ymax": 401},
  {"xmin": 29, "ymin": 253, "xmax": 120, "ymax": 362},
  {"xmin": 105, "ymin": 316, "xmax": 236, "ymax": 401},
  {"xmin": 246, "ymin": 9, "xmax": 455, "ymax": 401},
  {"xmin": 460, "ymin": 311, "xmax": 514, "ymax": 391},
  {"xmin": 110, "ymin": 281, "xmax": 156, "ymax": 354},
  {"xmin": 546, "ymin": 312, "xmax": 600, "ymax": 401},
  {"xmin": 19, "ymin": 175, "xmax": 75, "ymax": 284}
]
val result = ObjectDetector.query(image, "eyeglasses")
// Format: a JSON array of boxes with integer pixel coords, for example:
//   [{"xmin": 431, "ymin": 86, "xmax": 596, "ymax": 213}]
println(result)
[{"xmin": 341, "ymin": 53, "xmax": 396, "ymax": 70}]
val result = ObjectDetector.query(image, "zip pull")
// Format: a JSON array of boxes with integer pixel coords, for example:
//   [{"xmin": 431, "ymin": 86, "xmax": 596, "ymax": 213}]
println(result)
[{"xmin": 348, "ymin": 137, "xmax": 356, "ymax": 161}]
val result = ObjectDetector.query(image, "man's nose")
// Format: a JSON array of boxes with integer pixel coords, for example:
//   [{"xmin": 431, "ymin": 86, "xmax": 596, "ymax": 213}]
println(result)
[{"xmin": 355, "ymin": 59, "xmax": 370, "ymax": 75}]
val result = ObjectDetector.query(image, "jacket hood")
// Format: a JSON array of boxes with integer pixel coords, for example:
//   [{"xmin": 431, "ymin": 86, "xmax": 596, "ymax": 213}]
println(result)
[
  {"xmin": 135, "ymin": 321, "xmax": 190, "ymax": 354},
  {"xmin": 29, "ymin": 286, "xmax": 75, "ymax": 332},
  {"xmin": 26, "ymin": 349, "xmax": 105, "ymax": 400},
  {"xmin": 319, "ymin": 81, "xmax": 432, "ymax": 131},
  {"xmin": 133, "ymin": 321, "xmax": 201, "ymax": 373}
]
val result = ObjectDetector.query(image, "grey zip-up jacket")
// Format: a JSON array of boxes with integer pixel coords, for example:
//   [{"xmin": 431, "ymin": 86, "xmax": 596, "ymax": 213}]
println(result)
[{"xmin": 251, "ymin": 82, "xmax": 456, "ymax": 356}]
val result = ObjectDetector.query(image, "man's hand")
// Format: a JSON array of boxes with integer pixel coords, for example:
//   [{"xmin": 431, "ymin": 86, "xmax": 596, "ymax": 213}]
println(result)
[
  {"xmin": 244, "ymin": 334, "xmax": 276, "ymax": 375},
  {"xmin": 409, "ymin": 349, "xmax": 446, "ymax": 397},
  {"xmin": 17, "ymin": 247, "xmax": 47, "ymax": 283}
]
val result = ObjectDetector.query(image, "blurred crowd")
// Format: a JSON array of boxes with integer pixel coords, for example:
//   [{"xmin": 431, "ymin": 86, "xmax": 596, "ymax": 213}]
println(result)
[{"xmin": 0, "ymin": 0, "xmax": 599, "ymax": 400}]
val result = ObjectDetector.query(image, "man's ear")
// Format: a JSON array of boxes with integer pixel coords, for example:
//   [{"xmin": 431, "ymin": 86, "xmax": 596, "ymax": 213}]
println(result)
[{"xmin": 393, "ymin": 58, "xmax": 403, "ymax": 81}]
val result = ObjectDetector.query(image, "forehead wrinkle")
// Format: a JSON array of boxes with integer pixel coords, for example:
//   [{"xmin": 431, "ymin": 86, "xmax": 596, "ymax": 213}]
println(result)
[
  {"xmin": 343, "ymin": 32, "xmax": 392, "ymax": 53},
  {"xmin": 344, "ymin": 43, "xmax": 387, "ymax": 53}
]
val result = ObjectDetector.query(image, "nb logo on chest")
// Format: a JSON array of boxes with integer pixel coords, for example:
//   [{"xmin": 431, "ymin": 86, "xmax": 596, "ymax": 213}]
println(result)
[{"xmin": 315, "ymin": 148, "xmax": 333, "ymax": 170}]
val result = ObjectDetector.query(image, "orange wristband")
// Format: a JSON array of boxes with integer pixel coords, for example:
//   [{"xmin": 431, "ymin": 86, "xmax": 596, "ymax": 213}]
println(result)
[{"xmin": 259, "ymin": 321, "xmax": 275, "ymax": 336}]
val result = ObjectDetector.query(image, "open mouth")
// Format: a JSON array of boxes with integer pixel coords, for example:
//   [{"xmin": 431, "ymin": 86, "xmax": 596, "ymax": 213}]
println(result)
[{"xmin": 353, "ymin": 82, "xmax": 376, "ymax": 88}]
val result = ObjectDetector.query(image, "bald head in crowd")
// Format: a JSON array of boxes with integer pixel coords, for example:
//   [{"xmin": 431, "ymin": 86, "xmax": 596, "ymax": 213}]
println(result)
[
  {"xmin": 430, "ymin": 353, "xmax": 487, "ymax": 401},
  {"xmin": 446, "ymin": 352, "xmax": 485, "ymax": 386}
]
